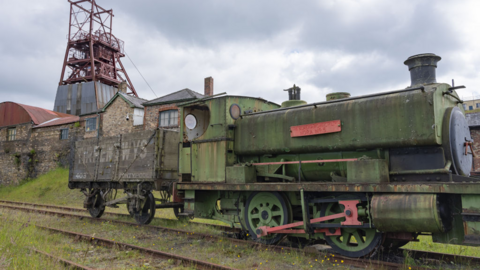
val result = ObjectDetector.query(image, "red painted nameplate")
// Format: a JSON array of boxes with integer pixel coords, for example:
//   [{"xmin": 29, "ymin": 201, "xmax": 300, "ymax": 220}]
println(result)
[{"xmin": 290, "ymin": 120, "xmax": 341, "ymax": 137}]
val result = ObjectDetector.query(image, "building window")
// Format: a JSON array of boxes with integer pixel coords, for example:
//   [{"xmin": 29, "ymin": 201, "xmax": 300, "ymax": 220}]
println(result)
[
  {"xmin": 469, "ymin": 106, "xmax": 474, "ymax": 110},
  {"xmin": 7, "ymin": 128, "xmax": 16, "ymax": 141},
  {"xmin": 60, "ymin": 129, "xmax": 69, "ymax": 140},
  {"xmin": 159, "ymin": 110, "xmax": 178, "ymax": 127},
  {"xmin": 476, "ymin": 103, "xmax": 480, "ymax": 108},
  {"xmin": 86, "ymin": 118, "xmax": 97, "ymax": 132},
  {"xmin": 463, "ymin": 104, "xmax": 467, "ymax": 110}
]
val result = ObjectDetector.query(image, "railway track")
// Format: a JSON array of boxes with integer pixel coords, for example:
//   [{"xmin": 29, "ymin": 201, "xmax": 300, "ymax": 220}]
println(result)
[
  {"xmin": 0, "ymin": 199, "xmax": 236, "ymax": 232},
  {"xmin": 34, "ymin": 224, "xmax": 236, "ymax": 270},
  {"xmin": 2, "ymin": 200, "xmax": 477, "ymax": 269},
  {"xmin": 31, "ymin": 248, "xmax": 96, "ymax": 270}
]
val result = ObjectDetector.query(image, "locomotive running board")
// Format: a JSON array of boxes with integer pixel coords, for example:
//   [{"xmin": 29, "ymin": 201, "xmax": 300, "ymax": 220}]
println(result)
[{"xmin": 255, "ymin": 200, "xmax": 362, "ymax": 238}]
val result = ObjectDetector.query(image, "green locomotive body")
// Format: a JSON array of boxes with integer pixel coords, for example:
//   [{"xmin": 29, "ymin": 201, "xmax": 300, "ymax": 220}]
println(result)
[{"xmin": 175, "ymin": 54, "xmax": 480, "ymax": 257}]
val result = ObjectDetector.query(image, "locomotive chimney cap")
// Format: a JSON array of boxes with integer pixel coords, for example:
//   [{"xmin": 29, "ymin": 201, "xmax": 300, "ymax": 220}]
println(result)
[
  {"xmin": 404, "ymin": 53, "xmax": 441, "ymax": 69},
  {"xmin": 404, "ymin": 53, "xmax": 441, "ymax": 87}
]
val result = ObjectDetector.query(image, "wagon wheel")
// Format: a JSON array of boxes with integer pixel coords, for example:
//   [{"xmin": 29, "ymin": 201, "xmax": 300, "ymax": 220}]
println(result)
[
  {"xmin": 320, "ymin": 196, "xmax": 383, "ymax": 258},
  {"xmin": 131, "ymin": 192, "xmax": 156, "ymax": 225},
  {"xmin": 244, "ymin": 192, "xmax": 290, "ymax": 245},
  {"xmin": 126, "ymin": 198, "xmax": 135, "ymax": 217},
  {"xmin": 87, "ymin": 190, "xmax": 105, "ymax": 218}
]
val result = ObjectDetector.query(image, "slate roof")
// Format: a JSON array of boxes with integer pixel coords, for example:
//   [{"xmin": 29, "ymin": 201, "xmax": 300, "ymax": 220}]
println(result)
[
  {"xmin": 142, "ymin": 88, "xmax": 204, "ymax": 106},
  {"xmin": 102, "ymin": 92, "xmax": 148, "ymax": 111}
]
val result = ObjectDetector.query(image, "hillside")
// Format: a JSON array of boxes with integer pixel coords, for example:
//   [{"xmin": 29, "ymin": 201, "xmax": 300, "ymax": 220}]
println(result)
[{"xmin": 0, "ymin": 168, "xmax": 83, "ymax": 206}]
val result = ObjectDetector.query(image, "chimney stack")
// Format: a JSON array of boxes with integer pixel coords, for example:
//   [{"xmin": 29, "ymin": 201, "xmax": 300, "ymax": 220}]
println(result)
[
  {"xmin": 404, "ymin": 53, "xmax": 441, "ymax": 87},
  {"xmin": 204, "ymin": 77, "xmax": 214, "ymax": 96},
  {"xmin": 118, "ymin": 81, "xmax": 128, "ymax": 93}
]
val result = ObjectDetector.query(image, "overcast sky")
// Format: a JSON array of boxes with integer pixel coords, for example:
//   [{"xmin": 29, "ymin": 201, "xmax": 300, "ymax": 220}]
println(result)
[{"xmin": 1, "ymin": 0, "xmax": 479, "ymax": 110}]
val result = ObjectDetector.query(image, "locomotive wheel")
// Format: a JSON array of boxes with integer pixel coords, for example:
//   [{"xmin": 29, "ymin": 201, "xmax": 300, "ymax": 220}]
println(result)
[
  {"xmin": 244, "ymin": 192, "xmax": 289, "ymax": 245},
  {"xmin": 132, "ymin": 193, "xmax": 156, "ymax": 225},
  {"xmin": 320, "ymin": 197, "xmax": 383, "ymax": 258},
  {"xmin": 87, "ymin": 190, "xmax": 105, "ymax": 218}
]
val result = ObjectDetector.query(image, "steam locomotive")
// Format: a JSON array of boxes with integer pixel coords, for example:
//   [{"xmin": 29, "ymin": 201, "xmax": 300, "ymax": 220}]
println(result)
[{"xmin": 70, "ymin": 53, "xmax": 480, "ymax": 257}]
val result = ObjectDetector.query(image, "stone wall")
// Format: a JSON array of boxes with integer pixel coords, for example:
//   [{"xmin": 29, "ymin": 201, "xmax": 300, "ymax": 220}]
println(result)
[
  {"xmin": 0, "ymin": 123, "xmax": 32, "ymax": 185},
  {"xmin": 144, "ymin": 104, "xmax": 179, "ymax": 130},
  {"xmin": 0, "ymin": 122, "xmax": 85, "ymax": 185},
  {"xmin": 102, "ymin": 97, "xmax": 142, "ymax": 137}
]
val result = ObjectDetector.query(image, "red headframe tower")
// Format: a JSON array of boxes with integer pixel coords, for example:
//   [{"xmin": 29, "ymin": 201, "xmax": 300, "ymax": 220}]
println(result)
[
  {"xmin": 54, "ymin": 0, "xmax": 138, "ymax": 115},
  {"xmin": 59, "ymin": 0, "xmax": 137, "ymax": 97}
]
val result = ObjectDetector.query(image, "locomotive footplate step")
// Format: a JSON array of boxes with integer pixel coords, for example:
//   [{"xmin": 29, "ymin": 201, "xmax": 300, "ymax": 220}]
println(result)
[{"xmin": 155, "ymin": 202, "xmax": 184, "ymax": 209}]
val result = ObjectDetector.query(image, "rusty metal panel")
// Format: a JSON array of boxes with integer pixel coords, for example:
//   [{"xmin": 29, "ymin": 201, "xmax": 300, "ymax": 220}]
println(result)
[
  {"xmin": 290, "ymin": 120, "xmax": 341, "ymax": 137},
  {"xmin": 0, "ymin": 102, "xmax": 75, "ymax": 127},
  {"xmin": 0, "ymin": 102, "xmax": 32, "ymax": 127}
]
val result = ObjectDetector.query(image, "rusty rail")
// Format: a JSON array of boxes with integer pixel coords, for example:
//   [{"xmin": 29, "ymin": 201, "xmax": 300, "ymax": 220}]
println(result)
[
  {"xmin": 31, "ymin": 248, "xmax": 96, "ymax": 270},
  {"xmin": 0, "ymin": 200, "xmax": 236, "ymax": 232},
  {"xmin": 0, "ymin": 201, "xmax": 422, "ymax": 270},
  {"xmin": 34, "ymin": 225, "xmax": 236, "ymax": 270}
]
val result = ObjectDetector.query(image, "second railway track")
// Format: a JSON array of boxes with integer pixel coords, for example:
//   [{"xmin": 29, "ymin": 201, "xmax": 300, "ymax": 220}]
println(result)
[{"xmin": 3, "ymin": 199, "xmax": 479, "ymax": 269}]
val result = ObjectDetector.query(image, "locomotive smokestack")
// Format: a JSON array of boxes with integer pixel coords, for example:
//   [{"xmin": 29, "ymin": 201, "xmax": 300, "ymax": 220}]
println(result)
[
  {"xmin": 284, "ymin": 84, "xmax": 301, "ymax": 100},
  {"xmin": 404, "ymin": 53, "xmax": 441, "ymax": 87}
]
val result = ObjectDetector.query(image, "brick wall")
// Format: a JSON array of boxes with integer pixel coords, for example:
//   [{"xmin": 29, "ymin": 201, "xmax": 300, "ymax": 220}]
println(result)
[
  {"xmin": 0, "ymin": 122, "xmax": 85, "ymax": 185},
  {"xmin": 144, "ymin": 104, "xmax": 179, "ymax": 130}
]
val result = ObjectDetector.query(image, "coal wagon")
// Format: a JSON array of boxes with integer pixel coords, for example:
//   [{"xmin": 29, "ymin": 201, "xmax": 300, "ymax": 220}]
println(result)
[{"xmin": 68, "ymin": 129, "xmax": 180, "ymax": 224}]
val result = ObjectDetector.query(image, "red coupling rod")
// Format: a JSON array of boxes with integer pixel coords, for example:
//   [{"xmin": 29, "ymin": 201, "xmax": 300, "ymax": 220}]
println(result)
[{"xmin": 256, "ymin": 200, "xmax": 362, "ymax": 238}]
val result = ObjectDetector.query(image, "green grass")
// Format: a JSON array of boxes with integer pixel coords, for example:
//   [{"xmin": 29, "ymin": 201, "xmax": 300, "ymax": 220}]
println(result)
[
  {"xmin": 0, "ymin": 168, "xmax": 83, "ymax": 206},
  {"xmin": 404, "ymin": 235, "xmax": 480, "ymax": 257}
]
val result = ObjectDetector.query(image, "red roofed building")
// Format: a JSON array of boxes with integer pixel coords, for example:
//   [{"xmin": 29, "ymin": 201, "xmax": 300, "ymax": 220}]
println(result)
[{"xmin": 0, "ymin": 102, "xmax": 85, "ymax": 184}]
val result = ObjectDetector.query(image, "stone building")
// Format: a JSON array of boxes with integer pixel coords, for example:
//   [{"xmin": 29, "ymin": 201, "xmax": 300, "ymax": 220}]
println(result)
[
  {"xmin": 101, "ymin": 92, "xmax": 147, "ymax": 137},
  {"xmin": 142, "ymin": 77, "xmax": 213, "ymax": 130},
  {"xmin": 0, "ymin": 102, "xmax": 84, "ymax": 184}
]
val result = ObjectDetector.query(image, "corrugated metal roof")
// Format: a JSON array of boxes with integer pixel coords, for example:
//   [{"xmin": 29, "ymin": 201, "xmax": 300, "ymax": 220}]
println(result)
[
  {"xmin": 0, "ymin": 101, "xmax": 79, "ymax": 128},
  {"xmin": 33, "ymin": 116, "xmax": 80, "ymax": 128},
  {"xmin": 142, "ymin": 88, "xmax": 204, "ymax": 106},
  {"xmin": 0, "ymin": 101, "xmax": 75, "ymax": 127}
]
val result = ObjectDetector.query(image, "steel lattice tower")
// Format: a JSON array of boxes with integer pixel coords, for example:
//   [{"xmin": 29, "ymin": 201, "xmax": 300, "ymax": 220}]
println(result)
[{"xmin": 58, "ymin": 0, "xmax": 138, "ymax": 97}]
